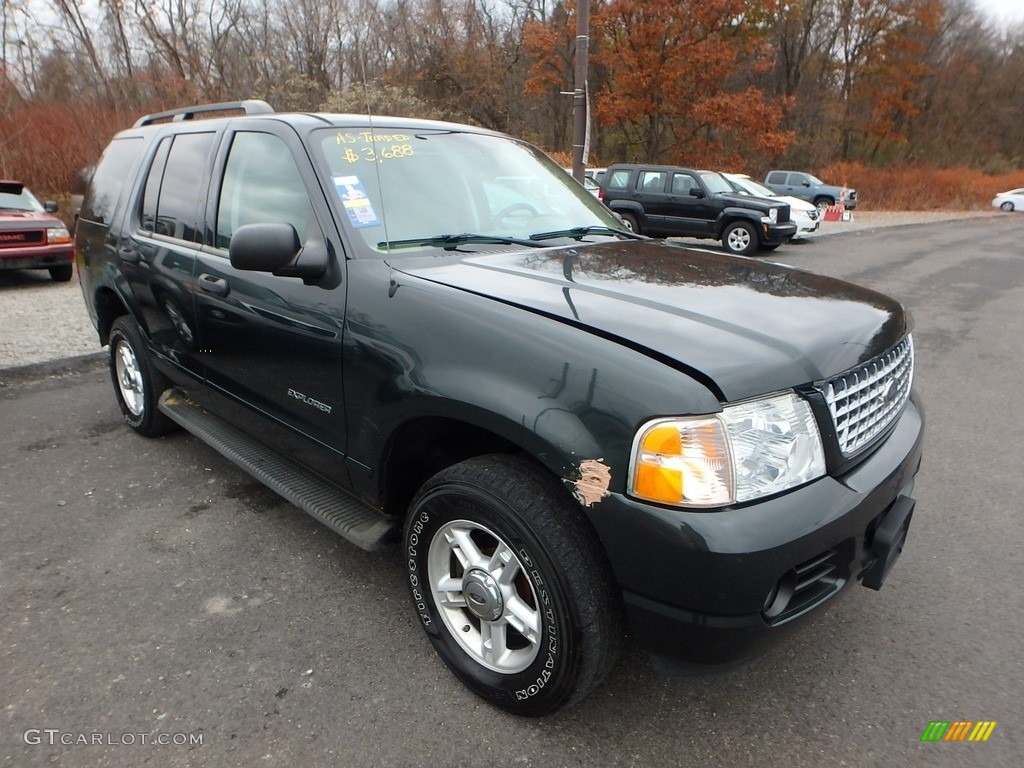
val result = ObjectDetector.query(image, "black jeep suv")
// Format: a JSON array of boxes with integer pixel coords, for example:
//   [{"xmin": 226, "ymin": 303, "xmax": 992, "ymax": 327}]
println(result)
[
  {"xmin": 599, "ymin": 164, "xmax": 798, "ymax": 255},
  {"xmin": 77, "ymin": 101, "xmax": 923, "ymax": 716}
]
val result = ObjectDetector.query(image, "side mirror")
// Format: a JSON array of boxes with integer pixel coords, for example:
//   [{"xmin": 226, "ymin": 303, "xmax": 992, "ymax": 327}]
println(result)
[
  {"xmin": 229, "ymin": 223, "xmax": 328, "ymax": 282},
  {"xmin": 689, "ymin": 187, "xmax": 705, "ymax": 198},
  {"xmin": 44, "ymin": 201, "xmax": 59, "ymax": 213}
]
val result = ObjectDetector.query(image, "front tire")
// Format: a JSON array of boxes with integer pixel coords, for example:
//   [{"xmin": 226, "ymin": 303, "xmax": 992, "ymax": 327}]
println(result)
[
  {"xmin": 722, "ymin": 221, "xmax": 758, "ymax": 256},
  {"xmin": 404, "ymin": 455, "xmax": 622, "ymax": 716},
  {"xmin": 108, "ymin": 316, "xmax": 177, "ymax": 437},
  {"xmin": 814, "ymin": 197, "xmax": 835, "ymax": 212},
  {"xmin": 1001, "ymin": 201, "xmax": 1014, "ymax": 212},
  {"xmin": 49, "ymin": 264, "xmax": 73, "ymax": 282}
]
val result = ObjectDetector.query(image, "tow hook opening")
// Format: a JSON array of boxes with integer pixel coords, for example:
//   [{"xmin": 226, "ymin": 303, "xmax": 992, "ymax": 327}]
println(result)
[{"xmin": 862, "ymin": 495, "xmax": 915, "ymax": 591}]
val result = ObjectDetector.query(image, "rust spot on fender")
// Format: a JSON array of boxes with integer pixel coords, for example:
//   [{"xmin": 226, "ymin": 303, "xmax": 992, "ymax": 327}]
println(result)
[{"xmin": 573, "ymin": 459, "xmax": 611, "ymax": 507}]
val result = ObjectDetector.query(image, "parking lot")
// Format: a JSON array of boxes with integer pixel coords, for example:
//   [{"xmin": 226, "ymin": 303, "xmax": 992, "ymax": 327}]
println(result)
[{"xmin": 2, "ymin": 214, "xmax": 1021, "ymax": 767}]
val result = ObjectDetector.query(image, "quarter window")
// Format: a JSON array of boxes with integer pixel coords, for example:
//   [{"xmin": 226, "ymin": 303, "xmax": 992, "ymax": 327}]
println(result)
[
  {"xmin": 80, "ymin": 137, "xmax": 144, "ymax": 224},
  {"xmin": 216, "ymin": 133, "xmax": 311, "ymax": 250}
]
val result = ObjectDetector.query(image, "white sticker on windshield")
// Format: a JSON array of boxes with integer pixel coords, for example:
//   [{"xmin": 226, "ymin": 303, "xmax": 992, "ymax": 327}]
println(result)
[{"xmin": 333, "ymin": 175, "xmax": 380, "ymax": 228}]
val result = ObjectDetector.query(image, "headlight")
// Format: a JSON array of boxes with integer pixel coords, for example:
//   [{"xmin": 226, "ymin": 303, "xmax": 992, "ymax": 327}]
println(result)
[
  {"xmin": 629, "ymin": 391, "xmax": 825, "ymax": 508},
  {"xmin": 47, "ymin": 227, "xmax": 71, "ymax": 244},
  {"xmin": 764, "ymin": 208, "xmax": 778, "ymax": 223}
]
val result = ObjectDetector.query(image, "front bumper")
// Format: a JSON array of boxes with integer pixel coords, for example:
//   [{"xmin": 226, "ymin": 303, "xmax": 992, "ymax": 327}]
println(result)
[
  {"xmin": 0, "ymin": 243, "xmax": 74, "ymax": 271},
  {"xmin": 794, "ymin": 217, "xmax": 820, "ymax": 236},
  {"xmin": 761, "ymin": 222, "xmax": 798, "ymax": 245},
  {"xmin": 587, "ymin": 395, "xmax": 924, "ymax": 670}
]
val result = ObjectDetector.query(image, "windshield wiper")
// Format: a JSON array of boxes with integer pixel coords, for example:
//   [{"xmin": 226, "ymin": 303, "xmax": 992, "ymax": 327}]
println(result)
[
  {"xmin": 529, "ymin": 225, "xmax": 643, "ymax": 242},
  {"xmin": 378, "ymin": 233, "xmax": 547, "ymax": 251}
]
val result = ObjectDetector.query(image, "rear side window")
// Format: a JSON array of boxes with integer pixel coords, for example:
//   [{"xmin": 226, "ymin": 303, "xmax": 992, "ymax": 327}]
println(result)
[
  {"xmin": 139, "ymin": 138, "xmax": 172, "ymax": 234},
  {"xmin": 639, "ymin": 171, "xmax": 666, "ymax": 192},
  {"xmin": 81, "ymin": 137, "xmax": 144, "ymax": 224},
  {"xmin": 216, "ymin": 132, "xmax": 311, "ymax": 250},
  {"xmin": 606, "ymin": 170, "xmax": 631, "ymax": 191},
  {"xmin": 767, "ymin": 172, "xmax": 787, "ymax": 185},
  {"xmin": 152, "ymin": 133, "xmax": 215, "ymax": 243}
]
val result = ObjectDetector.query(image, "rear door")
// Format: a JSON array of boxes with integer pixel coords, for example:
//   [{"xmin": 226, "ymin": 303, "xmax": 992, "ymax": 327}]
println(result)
[
  {"xmin": 633, "ymin": 170, "xmax": 673, "ymax": 233},
  {"xmin": 117, "ymin": 129, "xmax": 214, "ymax": 385},
  {"xmin": 192, "ymin": 121, "xmax": 351, "ymax": 481}
]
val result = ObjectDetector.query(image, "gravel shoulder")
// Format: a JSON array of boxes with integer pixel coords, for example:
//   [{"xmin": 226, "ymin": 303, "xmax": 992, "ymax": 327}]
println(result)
[{"xmin": 0, "ymin": 210, "xmax": 1006, "ymax": 370}]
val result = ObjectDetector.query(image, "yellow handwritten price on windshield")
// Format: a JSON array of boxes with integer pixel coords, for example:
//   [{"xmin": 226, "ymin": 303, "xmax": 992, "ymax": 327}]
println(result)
[{"xmin": 340, "ymin": 144, "xmax": 414, "ymax": 163}]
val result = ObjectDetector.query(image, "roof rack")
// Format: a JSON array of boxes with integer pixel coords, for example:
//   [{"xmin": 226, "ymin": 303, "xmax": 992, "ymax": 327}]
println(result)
[{"xmin": 133, "ymin": 100, "xmax": 274, "ymax": 128}]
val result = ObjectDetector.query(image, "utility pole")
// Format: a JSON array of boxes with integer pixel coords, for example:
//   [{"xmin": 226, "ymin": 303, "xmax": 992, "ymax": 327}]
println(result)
[{"xmin": 570, "ymin": 0, "xmax": 590, "ymax": 183}]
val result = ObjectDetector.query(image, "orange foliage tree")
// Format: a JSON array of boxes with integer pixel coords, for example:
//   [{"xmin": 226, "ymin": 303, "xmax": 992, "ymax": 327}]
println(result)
[
  {"xmin": 522, "ymin": 3, "xmax": 577, "ymax": 151},
  {"xmin": 591, "ymin": 0, "xmax": 794, "ymax": 168}
]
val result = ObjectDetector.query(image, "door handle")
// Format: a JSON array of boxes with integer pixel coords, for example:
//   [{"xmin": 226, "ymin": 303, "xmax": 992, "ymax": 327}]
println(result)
[
  {"xmin": 118, "ymin": 247, "xmax": 141, "ymax": 264},
  {"xmin": 198, "ymin": 273, "xmax": 230, "ymax": 297}
]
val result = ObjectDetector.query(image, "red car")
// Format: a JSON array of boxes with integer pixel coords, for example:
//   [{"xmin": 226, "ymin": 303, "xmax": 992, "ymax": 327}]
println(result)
[{"xmin": 0, "ymin": 180, "xmax": 74, "ymax": 282}]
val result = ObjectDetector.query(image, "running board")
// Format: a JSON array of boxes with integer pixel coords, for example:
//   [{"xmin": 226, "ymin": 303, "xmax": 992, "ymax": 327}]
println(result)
[{"xmin": 158, "ymin": 388, "xmax": 397, "ymax": 552}]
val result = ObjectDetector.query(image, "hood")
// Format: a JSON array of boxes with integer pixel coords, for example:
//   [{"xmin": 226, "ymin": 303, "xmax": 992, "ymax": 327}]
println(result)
[
  {"xmin": 717, "ymin": 192, "xmax": 781, "ymax": 212},
  {"xmin": 391, "ymin": 241, "xmax": 908, "ymax": 401},
  {"xmin": 0, "ymin": 210, "xmax": 63, "ymax": 229},
  {"xmin": 777, "ymin": 195, "xmax": 816, "ymax": 212}
]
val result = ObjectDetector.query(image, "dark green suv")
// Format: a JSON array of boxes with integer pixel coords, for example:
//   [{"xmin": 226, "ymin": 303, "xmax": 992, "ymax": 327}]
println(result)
[
  {"xmin": 599, "ymin": 164, "xmax": 797, "ymax": 255},
  {"xmin": 76, "ymin": 101, "xmax": 923, "ymax": 717}
]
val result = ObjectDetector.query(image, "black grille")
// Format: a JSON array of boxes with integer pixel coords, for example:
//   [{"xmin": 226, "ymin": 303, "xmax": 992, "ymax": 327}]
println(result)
[{"xmin": 0, "ymin": 230, "xmax": 45, "ymax": 247}]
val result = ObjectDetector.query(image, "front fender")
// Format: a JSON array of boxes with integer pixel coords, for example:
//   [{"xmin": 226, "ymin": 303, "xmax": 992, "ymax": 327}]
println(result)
[
  {"xmin": 713, "ymin": 207, "xmax": 765, "ymax": 237},
  {"xmin": 341, "ymin": 260, "xmax": 721, "ymax": 498}
]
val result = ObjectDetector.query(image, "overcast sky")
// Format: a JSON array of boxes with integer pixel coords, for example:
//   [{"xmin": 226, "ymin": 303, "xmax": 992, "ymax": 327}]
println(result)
[{"xmin": 974, "ymin": 0, "xmax": 1024, "ymax": 24}]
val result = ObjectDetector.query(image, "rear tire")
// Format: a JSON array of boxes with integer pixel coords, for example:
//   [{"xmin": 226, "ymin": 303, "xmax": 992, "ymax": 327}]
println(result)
[
  {"xmin": 108, "ymin": 316, "xmax": 177, "ymax": 437},
  {"xmin": 722, "ymin": 221, "xmax": 758, "ymax": 256},
  {"xmin": 404, "ymin": 455, "xmax": 622, "ymax": 716},
  {"xmin": 619, "ymin": 212, "xmax": 640, "ymax": 234},
  {"xmin": 49, "ymin": 264, "xmax": 73, "ymax": 282}
]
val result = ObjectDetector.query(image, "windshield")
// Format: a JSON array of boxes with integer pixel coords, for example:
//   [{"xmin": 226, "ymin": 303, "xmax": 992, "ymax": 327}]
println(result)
[
  {"xmin": 315, "ymin": 127, "xmax": 623, "ymax": 255},
  {"xmin": 697, "ymin": 172, "xmax": 733, "ymax": 195},
  {"xmin": 727, "ymin": 175, "xmax": 778, "ymax": 198},
  {"xmin": 807, "ymin": 174, "xmax": 824, "ymax": 185},
  {"xmin": 0, "ymin": 185, "xmax": 44, "ymax": 212}
]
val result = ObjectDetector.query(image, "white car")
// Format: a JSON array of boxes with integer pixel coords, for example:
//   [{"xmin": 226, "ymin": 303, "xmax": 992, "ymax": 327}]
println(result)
[
  {"xmin": 991, "ymin": 188, "xmax": 1024, "ymax": 213},
  {"xmin": 723, "ymin": 173, "xmax": 821, "ymax": 238}
]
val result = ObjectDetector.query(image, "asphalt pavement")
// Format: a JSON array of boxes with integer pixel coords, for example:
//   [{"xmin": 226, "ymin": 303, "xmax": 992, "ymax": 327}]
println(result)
[{"xmin": 2, "ymin": 214, "xmax": 1022, "ymax": 767}]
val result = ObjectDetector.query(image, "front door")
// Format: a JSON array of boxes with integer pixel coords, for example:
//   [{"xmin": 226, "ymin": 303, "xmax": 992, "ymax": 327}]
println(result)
[{"xmin": 193, "ymin": 125, "xmax": 351, "ymax": 483}]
